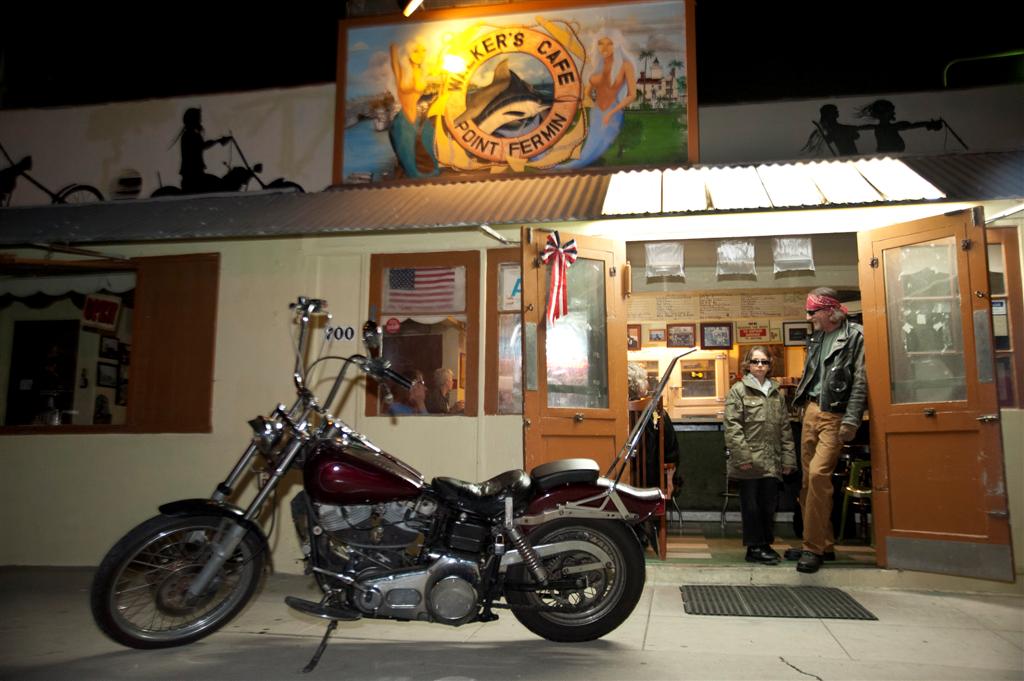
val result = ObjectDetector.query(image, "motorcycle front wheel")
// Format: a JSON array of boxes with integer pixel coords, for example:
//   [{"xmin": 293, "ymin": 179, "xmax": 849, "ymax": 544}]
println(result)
[
  {"xmin": 505, "ymin": 519, "xmax": 644, "ymax": 642},
  {"xmin": 56, "ymin": 184, "xmax": 103, "ymax": 204},
  {"xmin": 90, "ymin": 513, "xmax": 265, "ymax": 649}
]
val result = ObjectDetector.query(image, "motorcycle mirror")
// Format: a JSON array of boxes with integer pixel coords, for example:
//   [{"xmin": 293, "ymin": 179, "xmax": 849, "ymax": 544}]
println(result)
[{"xmin": 362, "ymin": 320, "xmax": 383, "ymax": 358}]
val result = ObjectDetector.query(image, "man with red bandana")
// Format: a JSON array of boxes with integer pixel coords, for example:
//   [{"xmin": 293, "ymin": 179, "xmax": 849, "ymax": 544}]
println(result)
[{"xmin": 788, "ymin": 287, "xmax": 868, "ymax": 573}]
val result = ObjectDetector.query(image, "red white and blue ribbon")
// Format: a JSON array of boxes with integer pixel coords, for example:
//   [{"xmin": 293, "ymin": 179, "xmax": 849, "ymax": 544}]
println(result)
[{"xmin": 540, "ymin": 231, "xmax": 578, "ymax": 325}]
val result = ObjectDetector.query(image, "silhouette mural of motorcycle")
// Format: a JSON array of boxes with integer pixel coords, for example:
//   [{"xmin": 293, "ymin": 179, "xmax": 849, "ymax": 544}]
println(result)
[
  {"xmin": 0, "ymin": 142, "xmax": 104, "ymax": 207},
  {"xmin": 151, "ymin": 136, "xmax": 303, "ymax": 197}
]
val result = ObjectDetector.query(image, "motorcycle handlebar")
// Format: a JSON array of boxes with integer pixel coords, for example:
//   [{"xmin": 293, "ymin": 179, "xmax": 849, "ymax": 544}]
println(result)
[{"xmin": 380, "ymin": 365, "xmax": 413, "ymax": 390}]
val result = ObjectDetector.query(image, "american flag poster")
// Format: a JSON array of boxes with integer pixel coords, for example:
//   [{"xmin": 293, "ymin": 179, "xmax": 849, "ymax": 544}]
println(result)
[{"xmin": 383, "ymin": 266, "xmax": 465, "ymax": 313}]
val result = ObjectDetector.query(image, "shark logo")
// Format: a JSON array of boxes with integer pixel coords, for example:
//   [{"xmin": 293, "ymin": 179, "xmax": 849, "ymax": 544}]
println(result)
[
  {"xmin": 442, "ymin": 27, "xmax": 580, "ymax": 163},
  {"xmin": 456, "ymin": 60, "xmax": 552, "ymax": 138}
]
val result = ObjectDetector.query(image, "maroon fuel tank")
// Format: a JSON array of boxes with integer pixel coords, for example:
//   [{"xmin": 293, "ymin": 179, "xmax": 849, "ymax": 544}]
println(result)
[{"xmin": 304, "ymin": 440, "xmax": 424, "ymax": 505}]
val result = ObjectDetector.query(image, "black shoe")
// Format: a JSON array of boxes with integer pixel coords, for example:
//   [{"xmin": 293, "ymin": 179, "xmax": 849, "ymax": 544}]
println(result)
[
  {"xmin": 796, "ymin": 551, "xmax": 823, "ymax": 573},
  {"xmin": 785, "ymin": 548, "xmax": 836, "ymax": 561},
  {"xmin": 745, "ymin": 546, "xmax": 780, "ymax": 565},
  {"xmin": 762, "ymin": 546, "xmax": 782, "ymax": 562}
]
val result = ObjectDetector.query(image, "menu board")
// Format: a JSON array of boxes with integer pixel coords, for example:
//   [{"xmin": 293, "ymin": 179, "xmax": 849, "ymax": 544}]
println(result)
[
  {"xmin": 699, "ymin": 295, "xmax": 741, "ymax": 319},
  {"xmin": 627, "ymin": 295, "xmax": 699, "ymax": 320},
  {"xmin": 627, "ymin": 296, "xmax": 658, "ymax": 319},
  {"xmin": 783, "ymin": 292, "xmax": 807, "ymax": 317},
  {"xmin": 657, "ymin": 296, "xmax": 699, "ymax": 319},
  {"xmin": 740, "ymin": 294, "xmax": 785, "ymax": 318},
  {"xmin": 629, "ymin": 291, "xmax": 811, "ymax": 322}
]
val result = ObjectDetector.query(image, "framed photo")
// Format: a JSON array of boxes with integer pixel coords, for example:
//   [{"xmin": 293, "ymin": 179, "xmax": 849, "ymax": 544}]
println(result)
[
  {"xmin": 81, "ymin": 293, "xmax": 122, "ymax": 332},
  {"xmin": 627, "ymin": 324, "xmax": 642, "ymax": 351},
  {"xmin": 334, "ymin": 1, "xmax": 698, "ymax": 184},
  {"xmin": 667, "ymin": 323, "xmax": 697, "ymax": 348},
  {"xmin": 700, "ymin": 322, "xmax": 733, "ymax": 350},
  {"xmin": 118, "ymin": 342, "xmax": 131, "ymax": 366},
  {"xmin": 99, "ymin": 336, "xmax": 120, "ymax": 360},
  {"xmin": 783, "ymin": 321, "xmax": 814, "ymax": 347},
  {"xmin": 96, "ymin": 362, "xmax": 118, "ymax": 388},
  {"xmin": 648, "ymin": 328, "xmax": 666, "ymax": 343}
]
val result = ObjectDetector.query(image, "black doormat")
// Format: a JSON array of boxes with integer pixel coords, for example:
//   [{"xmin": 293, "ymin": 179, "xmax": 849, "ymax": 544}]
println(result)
[{"xmin": 679, "ymin": 585, "xmax": 877, "ymax": 620}]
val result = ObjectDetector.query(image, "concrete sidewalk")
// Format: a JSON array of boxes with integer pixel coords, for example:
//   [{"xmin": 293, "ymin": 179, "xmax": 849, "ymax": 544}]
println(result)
[{"xmin": 1, "ymin": 566, "xmax": 1021, "ymax": 680}]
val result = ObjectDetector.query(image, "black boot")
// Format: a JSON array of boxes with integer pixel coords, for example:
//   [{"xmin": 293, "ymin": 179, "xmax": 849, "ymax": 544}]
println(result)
[
  {"xmin": 796, "ymin": 551, "xmax": 823, "ymax": 573},
  {"xmin": 745, "ymin": 546, "xmax": 780, "ymax": 565}
]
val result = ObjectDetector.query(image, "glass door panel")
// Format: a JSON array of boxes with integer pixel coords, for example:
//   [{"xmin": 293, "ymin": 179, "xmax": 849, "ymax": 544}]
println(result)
[
  {"xmin": 883, "ymin": 236, "xmax": 966, "ymax": 403},
  {"xmin": 545, "ymin": 257, "xmax": 608, "ymax": 409}
]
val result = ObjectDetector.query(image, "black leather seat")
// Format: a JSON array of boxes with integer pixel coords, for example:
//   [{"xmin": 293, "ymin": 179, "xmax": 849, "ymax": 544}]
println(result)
[{"xmin": 432, "ymin": 469, "xmax": 532, "ymax": 516}]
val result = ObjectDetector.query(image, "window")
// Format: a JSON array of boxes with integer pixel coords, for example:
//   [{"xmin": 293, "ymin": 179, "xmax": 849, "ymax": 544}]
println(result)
[
  {"xmin": 485, "ymin": 248, "xmax": 521, "ymax": 415},
  {"xmin": 987, "ymin": 227, "xmax": 1023, "ymax": 408},
  {"xmin": 0, "ymin": 253, "xmax": 220, "ymax": 433},
  {"xmin": 368, "ymin": 251, "xmax": 479, "ymax": 417}
]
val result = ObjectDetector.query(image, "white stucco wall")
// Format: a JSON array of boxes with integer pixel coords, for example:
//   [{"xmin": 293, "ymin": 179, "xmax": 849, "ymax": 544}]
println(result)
[{"xmin": 0, "ymin": 228, "xmax": 526, "ymax": 572}]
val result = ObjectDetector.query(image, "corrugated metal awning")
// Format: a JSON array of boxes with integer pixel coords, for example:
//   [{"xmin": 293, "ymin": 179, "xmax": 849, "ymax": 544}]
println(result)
[{"xmin": 0, "ymin": 151, "xmax": 1019, "ymax": 247}]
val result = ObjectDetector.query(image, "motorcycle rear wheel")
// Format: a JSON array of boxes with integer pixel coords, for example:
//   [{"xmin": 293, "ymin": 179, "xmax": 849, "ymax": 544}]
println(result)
[
  {"xmin": 151, "ymin": 185, "xmax": 182, "ymax": 198},
  {"xmin": 56, "ymin": 184, "xmax": 103, "ymax": 204},
  {"xmin": 505, "ymin": 519, "xmax": 644, "ymax": 642},
  {"xmin": 90, "ymin": 513, "xmax": 265, "ymax": 649}
]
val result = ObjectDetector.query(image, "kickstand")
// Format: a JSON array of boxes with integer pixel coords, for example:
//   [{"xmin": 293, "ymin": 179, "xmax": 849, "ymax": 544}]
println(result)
[{"xmin": 302, "ymin": 619, "xmax": 338, "ymax": 673}]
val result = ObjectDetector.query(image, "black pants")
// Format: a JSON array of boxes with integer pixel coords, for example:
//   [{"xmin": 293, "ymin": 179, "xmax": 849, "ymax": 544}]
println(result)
[{"xmin": 738, "ymin": 477, "xmax": 780, "ymax": 547}]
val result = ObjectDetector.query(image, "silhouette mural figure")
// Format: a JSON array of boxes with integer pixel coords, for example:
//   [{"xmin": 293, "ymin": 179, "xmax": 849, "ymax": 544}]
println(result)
[
  {"xmin": 803, "ymin": 104, "xmax": 872, "ymax": 156},
  {"xmin": 178, "ymin": 108, "xmax": 232, "ymax": 193},
  {"xmin": 857, "ymin": 99, "xmax": 943, "ymax": 153}
]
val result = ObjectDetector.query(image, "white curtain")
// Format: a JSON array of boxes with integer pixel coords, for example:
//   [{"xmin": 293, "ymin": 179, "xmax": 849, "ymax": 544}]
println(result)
[{"xmin": 0, "ymin": 272, "xmax": 136, "ymax": 297}]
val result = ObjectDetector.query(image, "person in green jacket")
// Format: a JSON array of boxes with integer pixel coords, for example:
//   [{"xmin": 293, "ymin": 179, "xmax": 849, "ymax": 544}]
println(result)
[{"xmin": 724, "ymin": 346, "xmax": 797, "ymax": 565}]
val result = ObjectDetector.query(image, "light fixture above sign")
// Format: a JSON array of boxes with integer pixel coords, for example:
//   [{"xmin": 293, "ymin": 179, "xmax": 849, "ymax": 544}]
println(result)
[{"xmin": 402, "ymin": 0, "xmax": 424, "ymax": 17}]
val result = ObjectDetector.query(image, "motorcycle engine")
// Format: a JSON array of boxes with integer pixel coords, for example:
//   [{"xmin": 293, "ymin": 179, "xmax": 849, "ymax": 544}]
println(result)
[
  {"xmin": 314, "ymin": 497, "xmax": 483, "ymax": 625},
  {"xmin": 316, "ymin": 497, "xmax": 434, "ymax": 549}
]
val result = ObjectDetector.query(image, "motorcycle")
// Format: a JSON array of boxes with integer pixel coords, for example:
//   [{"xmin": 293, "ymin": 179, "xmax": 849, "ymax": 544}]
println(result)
[
  {"xmin": 151, "ymin": 136, "xmax": 303, "ymax": 197},
  {"xmin": 0, "ymin": 141, "xmax": 104, "ymax": 206},
  {"xmin": 90, "ymin": 297, "xmax": 687, "ymax": 671}
]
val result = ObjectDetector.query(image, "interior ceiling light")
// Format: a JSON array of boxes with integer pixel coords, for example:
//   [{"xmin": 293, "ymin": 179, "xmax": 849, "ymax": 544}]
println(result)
[{"xmin": 402, "ymin": 0, "xmax": 424, "ymax": 17}]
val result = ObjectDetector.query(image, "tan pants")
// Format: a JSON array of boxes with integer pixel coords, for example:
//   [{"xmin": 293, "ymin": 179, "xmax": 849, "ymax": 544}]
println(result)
[{"xmin": 799, "ymin": 401, "xmax": 844, "ymax": 555}]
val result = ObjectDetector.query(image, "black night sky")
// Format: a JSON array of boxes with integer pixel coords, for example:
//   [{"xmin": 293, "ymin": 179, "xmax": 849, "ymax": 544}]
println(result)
[{"xmin": 0, "ymin": 2, "xmax": 1019, "ymax": 110}]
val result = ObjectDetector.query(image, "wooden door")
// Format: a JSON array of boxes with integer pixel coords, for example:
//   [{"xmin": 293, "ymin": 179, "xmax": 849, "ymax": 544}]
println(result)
[
  {"xmin": 521, "ymin": 228, "xmax": 628, "ymax": 474},
  {"xmin": 858, "ymin": 208, "xmax": 1014, "ymax": 581}
]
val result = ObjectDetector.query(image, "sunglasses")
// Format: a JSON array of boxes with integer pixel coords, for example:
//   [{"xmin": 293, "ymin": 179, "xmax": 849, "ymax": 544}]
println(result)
[{"xmin": 749, "ymin": 359, "xmax": 771, "ymax": 365}]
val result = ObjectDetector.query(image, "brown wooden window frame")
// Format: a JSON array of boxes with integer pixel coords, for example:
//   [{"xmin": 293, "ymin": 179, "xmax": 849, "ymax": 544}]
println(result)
[
  {"xmin": 484, "ymin": 247, "xmax": 522, "ymax": 415},
  {"xmin": 0, "ymin": 252, "xmax": 220, "ymax": 434},
  {"xmin": 367, "ymin": 250, "xmax": 479, "ymax": 417}
]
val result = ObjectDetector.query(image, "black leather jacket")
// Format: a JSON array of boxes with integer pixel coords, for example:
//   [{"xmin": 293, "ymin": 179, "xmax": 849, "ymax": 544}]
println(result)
[{"xmin": 792, "ymin": 319, "xmax": 868, "ymax": 428}]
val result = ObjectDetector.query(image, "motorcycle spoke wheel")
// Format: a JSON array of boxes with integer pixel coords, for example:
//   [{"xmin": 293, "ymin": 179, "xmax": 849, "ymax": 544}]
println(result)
[
  {"xmin": 505, "ymin": 520, "xmax": 644, "ymax": 642},
  {"xmin": 57, "ymin": 184, "xmax": 103, "ymax": 204},
  {"xmin": 91, "ymin": 514, "xmax": 264, "ymax": 648}
]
